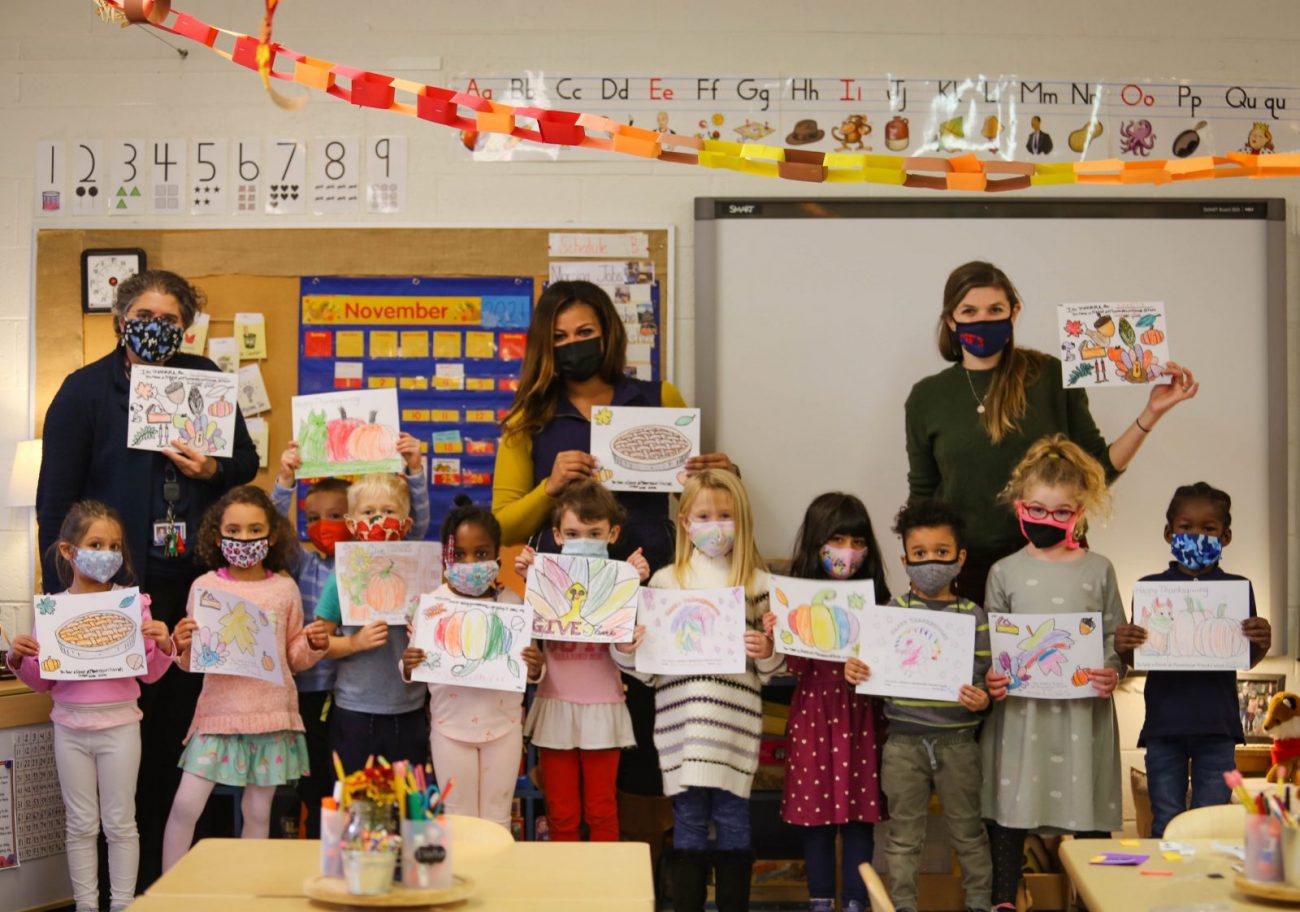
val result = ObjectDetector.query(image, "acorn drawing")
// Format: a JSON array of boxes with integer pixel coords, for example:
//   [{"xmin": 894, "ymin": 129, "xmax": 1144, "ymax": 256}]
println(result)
[{"xmin": 1079, "ymin": 617, "xmax": 1096, "ymax": 635}]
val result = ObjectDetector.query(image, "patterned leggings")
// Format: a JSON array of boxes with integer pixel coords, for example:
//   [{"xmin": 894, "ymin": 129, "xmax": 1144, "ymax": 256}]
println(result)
[{"xmin": 987, "ymin": 823, "xmax": 1109, "ymax": 907}]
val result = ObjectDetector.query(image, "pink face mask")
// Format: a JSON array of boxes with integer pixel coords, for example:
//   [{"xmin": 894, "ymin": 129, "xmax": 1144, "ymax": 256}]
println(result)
[{"xmin": 819, "ymin": 544, "xmax": 868, "ymax": 579}]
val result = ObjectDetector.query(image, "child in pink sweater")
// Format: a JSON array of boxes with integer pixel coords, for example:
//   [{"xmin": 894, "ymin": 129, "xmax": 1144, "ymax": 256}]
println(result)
[
  {"xmin": 8, "ymin": 501, "xmax": 174, "ymax": 912},
  {"xmin": 162, "ymin": 487, "xmax": 329, "ymax": 871},
  {"xmin": 514, "ymin": 480, "xmax": 648, "ymax": 842},
  {"xmin": 402, "ymin": 495, "xmax": 543, "ymax": 828}
]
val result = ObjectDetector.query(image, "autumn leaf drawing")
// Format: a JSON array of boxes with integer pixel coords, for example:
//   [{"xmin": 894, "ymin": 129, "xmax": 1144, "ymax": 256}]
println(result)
[{"xmin": 218, "ymin": 601, "xmax": 259, "ymax": 655}]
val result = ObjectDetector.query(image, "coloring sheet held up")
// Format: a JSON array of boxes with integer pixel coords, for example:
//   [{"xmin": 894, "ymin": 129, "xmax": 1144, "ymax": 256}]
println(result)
[
  {"xmin": 989, "ymin": 611, "xmax": 1104, "ymax": 699},
  {"xmin": 1132, "ymin": 579, "xmax": 1250, "ymax": 671},
  {"xmin": 769, "ymin": 575, "xmax": 874, "ymax": 663},
  {"xmin": 32, "ymin": 588, "xmax": 147, "ymax": 681},
  {"xmin": 853, "ymin": 603, "xmax": 975, "ymax": 701},
  {"xmin": 1058, "ymin": 302, "xmax": 1171, "ymax": 389},
  {"xmin": 589, "ymin": 406, "xmax": 701, "ymax": 493},
  {"xmin": 409, "ymin": 593, "xmax": 529, "ymax": 692},
  {"xmin": 526, "ymin": 553, "xmax": 640, "ymax": 642},
  {"xmin": 127, "ymin": 365, "xmax": 237, "ymax": 457},
  {"xmin": 635, "ymin": 586, "xmax": 746, "ymax": 676},
  {"xmin": 190, "ymin": 586, "xmax": 283, "ymax": 685}
]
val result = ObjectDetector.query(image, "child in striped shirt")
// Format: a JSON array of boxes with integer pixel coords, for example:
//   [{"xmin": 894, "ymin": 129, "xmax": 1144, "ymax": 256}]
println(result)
[
  {"xmin": 845, "ymin": 499, "xmax": 992, "ymax": 912},
  {"xmin": 612, "ymin": 470, "xmax": 783, "ymax": 912}
]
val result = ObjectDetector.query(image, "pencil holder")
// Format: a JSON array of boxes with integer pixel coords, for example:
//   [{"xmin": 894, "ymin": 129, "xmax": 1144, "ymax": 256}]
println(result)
[
  {"xmin": 1245, "ymin": 814, "xmax": 1284, "ymax": 882},
  {"xmin": 400, "ymin": 817, "xmax": 453, "ymax": 889}
]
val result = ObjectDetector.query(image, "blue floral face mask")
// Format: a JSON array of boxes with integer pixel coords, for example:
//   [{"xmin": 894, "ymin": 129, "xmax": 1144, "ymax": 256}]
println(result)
[
  {"xmin": 445, "ymin": 560, "xmax": 499, "ymax": 597},
  {"xmin": 560, "ymin": 538, "xmax": 610, "ymax": 559},
  {"xmin": 121, "ymin": 318, "xmax": 184, "ymax": 363},
  {"xmin": 1171, "ymin": 533, "xmax": 1223, "ymax": 570},
  {"xmin": 73, "ymin": 547, "xmax": 123, "ymax": 583}
]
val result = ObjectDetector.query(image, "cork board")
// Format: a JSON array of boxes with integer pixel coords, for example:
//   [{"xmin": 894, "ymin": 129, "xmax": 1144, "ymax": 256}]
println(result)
[{"xmin": 34, "ymin": 227, "xmax": 672, "ymax": 493}]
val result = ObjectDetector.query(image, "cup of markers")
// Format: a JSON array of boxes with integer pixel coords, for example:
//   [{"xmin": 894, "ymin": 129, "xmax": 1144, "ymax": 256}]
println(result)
[
  {"xmin": 1227, "ymin": 770, "xmax": 1294, "ymax": 883},
  {"xmin": 335, "ymin": 754, "xmax": 408, "ymax": 896},
  {"xmin": 399, "ymin": 763, "xmax": 454, "ymax": 889}
]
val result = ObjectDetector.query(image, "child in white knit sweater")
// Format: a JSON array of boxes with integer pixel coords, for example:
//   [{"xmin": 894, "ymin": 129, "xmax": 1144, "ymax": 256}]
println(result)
[{"xmin": 612, "ymin": 470, "xmax": 783, "ymax": 912}]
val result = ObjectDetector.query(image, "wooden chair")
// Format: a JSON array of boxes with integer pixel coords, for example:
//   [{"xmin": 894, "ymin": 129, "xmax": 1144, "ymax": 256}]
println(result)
[
  {"xmin": 1163, "ymin": 803, "xmax": 1246, "ymax": 839},
  {"xmin": 857, "ymin": 863, "xmax": 895, "ymax": 912}
]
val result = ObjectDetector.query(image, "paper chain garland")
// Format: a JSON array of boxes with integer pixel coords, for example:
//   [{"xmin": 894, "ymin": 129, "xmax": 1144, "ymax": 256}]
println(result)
[{"xmin": 102, "ymin": 0, "xmax": 1300, "ymax": 191}]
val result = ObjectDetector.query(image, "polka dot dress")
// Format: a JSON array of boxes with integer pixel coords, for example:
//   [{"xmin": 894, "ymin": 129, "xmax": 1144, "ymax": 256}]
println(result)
[{"xmin": 781, "ymin": 656, "xmax": 886, "ymax": 826}]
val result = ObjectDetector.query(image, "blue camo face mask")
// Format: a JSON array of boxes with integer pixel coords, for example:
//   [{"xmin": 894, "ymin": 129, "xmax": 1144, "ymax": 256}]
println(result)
[{"xmin": 1171, "ymin": 533, "xmax": 1223, "ymax": 570}]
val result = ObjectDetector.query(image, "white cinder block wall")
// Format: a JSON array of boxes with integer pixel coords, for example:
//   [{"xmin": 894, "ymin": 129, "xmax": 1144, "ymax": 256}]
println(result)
[{"xmin": 3, "ymin": 0, "xmax": 1300, "ymax": 826}]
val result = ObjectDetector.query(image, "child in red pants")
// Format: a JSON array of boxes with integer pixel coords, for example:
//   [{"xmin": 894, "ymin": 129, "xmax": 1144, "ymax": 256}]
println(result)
[{"xmin": 516, "ymin": 480, "xmax": 646, "ymax": 840}]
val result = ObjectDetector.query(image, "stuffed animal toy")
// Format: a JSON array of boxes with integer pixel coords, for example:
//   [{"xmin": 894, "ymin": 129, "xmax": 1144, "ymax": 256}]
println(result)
[{"xmin": 1264, "ymin": 691, "xmax": 1300, "ymax": 785}]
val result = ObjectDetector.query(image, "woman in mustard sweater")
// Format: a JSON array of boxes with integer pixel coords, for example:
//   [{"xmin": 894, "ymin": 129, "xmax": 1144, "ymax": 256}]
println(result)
[
  {"xmin": 491, "ymin": 279, "xmax": 736, "ymax": 829},
  {"xmin": 904, "ymin": 261, "xmax": 1200, "ymax": 605},
  {"xmin": 492, "ymin": 280, "xmax": 735, "ymax": 572}
]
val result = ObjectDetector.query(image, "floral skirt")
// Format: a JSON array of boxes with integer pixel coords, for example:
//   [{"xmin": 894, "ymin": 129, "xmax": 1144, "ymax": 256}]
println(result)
[{"xmin": 179, "ymin": 730, "xmax": 310, "ymax": 786}]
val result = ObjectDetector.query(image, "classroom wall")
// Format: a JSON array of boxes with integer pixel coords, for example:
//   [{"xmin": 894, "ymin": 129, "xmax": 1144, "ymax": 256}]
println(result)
[{"xmin": 2, "ymin": 0, "xmax": 1299, "ymax": 823}]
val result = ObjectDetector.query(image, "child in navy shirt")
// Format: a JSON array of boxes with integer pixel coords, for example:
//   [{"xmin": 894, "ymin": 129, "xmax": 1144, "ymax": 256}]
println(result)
[{"xmin": 1116, "ymin": 482, "xmax": 1272, "ymax": 837}]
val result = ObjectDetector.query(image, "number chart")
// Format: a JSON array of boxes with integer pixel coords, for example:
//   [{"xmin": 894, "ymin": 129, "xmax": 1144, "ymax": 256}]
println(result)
[{"xmin": 297, "ymin": 276, "xmax": 535, "ymax": 537}]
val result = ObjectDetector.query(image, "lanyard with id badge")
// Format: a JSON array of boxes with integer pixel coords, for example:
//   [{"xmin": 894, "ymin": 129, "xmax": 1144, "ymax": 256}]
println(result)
[{"xmin": 153, "ymin": 464, "xmax": 187, "ymax": 557}]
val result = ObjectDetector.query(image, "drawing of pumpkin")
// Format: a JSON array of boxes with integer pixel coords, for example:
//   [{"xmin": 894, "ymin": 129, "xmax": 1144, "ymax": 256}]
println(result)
[
  {"xmin": 433, "ymin": 605, "xmax": 520, "ymax": 677},
  {"xmin": 348, "ymin": 411, "xmax": 397, "ymax": 461},
  {"xmin": 1168, "ymin": 607, "xmax": 1199, "ymax": 657},
  {"xmin": 1192, "ymin": 603, "xmax": 1248, "ymax": 658},
  {"xmin": 1070, "ymin": 667, "xmax": 1090, "ymax": 687},
  {"xmin": 326, "ymin": 407, "xmax": 364, "ymax": 461},
  {"xmin": 1140, "ymin": 328, "xmax": 1165, "ymax": 346},
  {"xmin": 41, "ymin": 657, "xmax": 61, "ymax": 673},
  {"xmin": 781, "ymin": 587, "xmax": 860, "ymax": 652},
  {"xmin": 366, "ymin": 560, "xmax": 408, "ymax": 615},
  {"xmin": 208, "ymin": 399, "xmax": 235, "ymax": 418}
]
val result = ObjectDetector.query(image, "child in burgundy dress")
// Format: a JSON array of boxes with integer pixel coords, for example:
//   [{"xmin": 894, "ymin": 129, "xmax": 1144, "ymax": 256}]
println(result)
[{"xmin": 764, "ymin": 493, "xmax": 887, "ymax": 912}]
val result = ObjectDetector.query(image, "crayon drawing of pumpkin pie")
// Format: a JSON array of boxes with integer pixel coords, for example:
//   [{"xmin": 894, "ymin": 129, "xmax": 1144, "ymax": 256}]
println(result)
[
  {"xmin": 56, "ymin": 610, "xmax": 137, "ymax": 660},
  {"xmin": 609, "ymin": 425, "xmax": 693, "ymax": 472}
]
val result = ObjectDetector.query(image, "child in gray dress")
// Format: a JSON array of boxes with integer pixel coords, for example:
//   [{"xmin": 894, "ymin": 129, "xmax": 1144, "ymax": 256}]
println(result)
[{"xmin": 981, "ymin": 434, "xmax": 1126, "ymax": 911}]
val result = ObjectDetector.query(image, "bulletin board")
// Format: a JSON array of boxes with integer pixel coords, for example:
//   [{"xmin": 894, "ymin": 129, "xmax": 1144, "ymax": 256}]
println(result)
[
  {"xmin": 297, "ymin": 275, "xmax": 536, "ymax": 533},
  {"xmin": 33, "ymin": 226, "xmax": 673, "ymax": 491}
]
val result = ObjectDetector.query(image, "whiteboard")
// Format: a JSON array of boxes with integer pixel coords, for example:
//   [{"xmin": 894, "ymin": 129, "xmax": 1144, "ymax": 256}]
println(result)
[{"xmin": 695, "ymin": 199, "xmax": 1286, "ymax": 645}]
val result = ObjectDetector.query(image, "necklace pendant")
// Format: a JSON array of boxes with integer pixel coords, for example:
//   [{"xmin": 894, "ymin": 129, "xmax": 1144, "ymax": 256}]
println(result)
[{"xmin": 977, "ymin": 404, "xmax": 986, "ymax": 414}]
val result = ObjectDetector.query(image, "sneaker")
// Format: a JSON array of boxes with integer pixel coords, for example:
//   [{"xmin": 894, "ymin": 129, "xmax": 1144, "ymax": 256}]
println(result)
[
  {"xmin": 809, "ymin": 900, "xmax": 835, "ymax": 912},
  {"xmin": 843, "ymin": 901, "xmax": 869, "ymax": 912}
]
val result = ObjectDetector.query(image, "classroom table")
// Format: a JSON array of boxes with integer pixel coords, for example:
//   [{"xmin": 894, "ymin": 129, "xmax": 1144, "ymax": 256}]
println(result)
[
  {"xmin": 1059, "ymin": 838, "xmax": 1286, "ymax": 912},
  {"xmin": 135, "ymin": 836, "xmax": 654, "ymax": 911}
]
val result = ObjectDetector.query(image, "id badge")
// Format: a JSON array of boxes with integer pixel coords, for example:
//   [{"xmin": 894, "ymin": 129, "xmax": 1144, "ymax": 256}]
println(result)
[{"xmin": 152, "ymin": 521, "xmax": 187, "ymax": 549}]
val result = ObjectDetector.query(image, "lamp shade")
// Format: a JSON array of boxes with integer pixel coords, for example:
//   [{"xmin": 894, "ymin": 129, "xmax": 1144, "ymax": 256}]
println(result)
[{"xmin": 7, "ymin": 439, "xmax": 42, "ymax": 508}]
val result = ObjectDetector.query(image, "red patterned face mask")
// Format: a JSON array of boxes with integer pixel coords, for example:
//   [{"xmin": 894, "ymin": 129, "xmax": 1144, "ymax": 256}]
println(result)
[{"xmin": 351, "ymin": 516, "xmax": 406, "ymax": 542}]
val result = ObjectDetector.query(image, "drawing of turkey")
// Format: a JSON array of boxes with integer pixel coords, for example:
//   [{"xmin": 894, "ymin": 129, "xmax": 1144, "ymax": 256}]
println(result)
[
  {"xmin": 526, "ymin": 554, "xmax": 640, "ymax": 639},
  {"xmin": 997, "ymin": 618, "xmax": 1079, "ymax": 691}
]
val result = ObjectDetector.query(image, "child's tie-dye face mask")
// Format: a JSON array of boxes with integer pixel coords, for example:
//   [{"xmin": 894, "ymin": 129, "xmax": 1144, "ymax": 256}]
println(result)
[
  {"xmin": 688, "ymin": 521, "xmax": 736, "ymax": 559},
  {"xmin": 1171, "ymin": 533, "xmax": 1223, "ymax": 570},
  {"xmin": 819, "ymin": 544, "xmax": 867, "ymax": 580},
  {"xmin": 445, "ymin": 560, "xmax": 499, "ymax": 597}
]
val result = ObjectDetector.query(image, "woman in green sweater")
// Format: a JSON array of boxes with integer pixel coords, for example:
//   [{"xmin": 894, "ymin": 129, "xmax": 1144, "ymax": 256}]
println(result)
[{"xmin": 905, "ymin": 261, "xmax": 1199, "ymax": 606}]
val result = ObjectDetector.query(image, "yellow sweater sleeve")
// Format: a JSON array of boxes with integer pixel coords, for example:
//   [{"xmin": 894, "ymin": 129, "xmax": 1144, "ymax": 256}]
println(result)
[
  {"xmin": 661, "ymin": 381, "xmax": 687, "ymax": 408},
  {"xmin": 492, "ymin": 430, "xmax": 554, "ymax": 546},
  {"xmin": 491, "ymin": 382, "xmax": 686, "ymax": 545}
]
